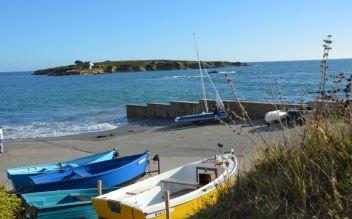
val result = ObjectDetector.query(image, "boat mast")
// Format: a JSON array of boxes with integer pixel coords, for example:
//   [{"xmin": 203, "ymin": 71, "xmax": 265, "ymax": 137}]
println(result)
[{"xmin": 193, "ymin": 32, "xmax": 208, "ymax": 113}]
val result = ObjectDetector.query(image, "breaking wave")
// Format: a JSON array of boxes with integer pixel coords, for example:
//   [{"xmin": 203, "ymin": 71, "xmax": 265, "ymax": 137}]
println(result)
[{"xmin": 3, "ymin": 121, "xmax": 118, "ymax": 139}]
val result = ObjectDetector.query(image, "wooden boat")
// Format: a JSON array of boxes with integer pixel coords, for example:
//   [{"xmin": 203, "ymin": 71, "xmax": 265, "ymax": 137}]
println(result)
[
  {"xmin": 29, "ymin": 151, "xmax": 150, "ymax": 192},
  {"xmin": 21, "ymin": 187, "xmax": 118, "ymax": 219},
  {"xmin": 264, "ymin": 110, "xmax": 288, "ymax": 124},
  {"xmin": 6, "ymin": 149, "xmax": 117, "ymax": 192},
  {"xmin": 92, "ymin": 153, "xmax": 238, "ymax": 219},
  {"xmin": 175, "ymin": 111, "xmax": 227, "ymax": 123}
]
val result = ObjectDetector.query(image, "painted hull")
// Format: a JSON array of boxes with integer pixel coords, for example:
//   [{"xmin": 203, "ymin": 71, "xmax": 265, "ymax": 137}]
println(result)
[
  {"xmin": 92, "ymin": 184, "xmax": 229, "ymax": 219},
  {"xmin": 30, "ymin": 151, "xmax": 149, "ymax": 192},
  {"xmin": 92, "ymin": 154, "xmax": 237, "ymax": 219},
  {"xmin": 7, "ymin": 149, "xmax": 116, "ymax": 192},
  {"xmin": 175, "ymin": 111, "xmax": 227, "ymax": 123},
  {"xmin": 21, "ymin": 187, "xmax": 118, "ymax": 219}
]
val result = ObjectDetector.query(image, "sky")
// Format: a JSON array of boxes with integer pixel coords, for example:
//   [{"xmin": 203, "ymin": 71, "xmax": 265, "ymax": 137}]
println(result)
[{"xmin": 0, "ymin": 0, "xmax": 351, "ymax": 72}]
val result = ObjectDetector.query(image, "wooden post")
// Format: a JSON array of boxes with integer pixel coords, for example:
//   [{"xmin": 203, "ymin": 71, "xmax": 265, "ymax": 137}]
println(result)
[
  {"xmin": 157, "ymin": 155, "xmax": 161, "ymax": 175},
  {"xmin": 164, "ymin": 190, "xmax": 171, "ymax": 219},
  {"xmin": 97, "ymin": 180, "xmax": 102, "ymax": 196}
]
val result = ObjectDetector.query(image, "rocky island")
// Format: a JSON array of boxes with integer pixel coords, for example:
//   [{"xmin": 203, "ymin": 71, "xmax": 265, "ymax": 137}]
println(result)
[{"xmin": 34, "ymin": 60, "xmax": 248, "ymax": 76}]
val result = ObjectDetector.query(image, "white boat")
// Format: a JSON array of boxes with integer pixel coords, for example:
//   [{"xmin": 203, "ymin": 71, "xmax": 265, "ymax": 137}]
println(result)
[
  {"xmin": 92, "ymin": 153, "xmax": 238, "ymax": 219},
  {"xmin": 265, "ymin": 110, "xmax": 288, "ymax": 124}
]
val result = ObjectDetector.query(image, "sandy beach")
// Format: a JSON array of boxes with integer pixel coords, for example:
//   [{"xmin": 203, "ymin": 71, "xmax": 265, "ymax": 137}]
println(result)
[{"xmin": 0, "ymin": 119, "xmax": 290, "ymax": 190}]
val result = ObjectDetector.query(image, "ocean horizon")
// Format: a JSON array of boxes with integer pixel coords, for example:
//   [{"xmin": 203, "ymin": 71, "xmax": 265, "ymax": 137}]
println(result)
[{"xmin": 1, "ymin": 58, "xmax": 352, "ymax": 139}]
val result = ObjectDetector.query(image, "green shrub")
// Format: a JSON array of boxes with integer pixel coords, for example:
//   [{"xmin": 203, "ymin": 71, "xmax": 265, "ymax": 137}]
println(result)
[
  {"xmin": 0, "ymin": 186, "xmax": 21, "ymax": 219},
  {"xmin": 193, "ymin": 116, "xmax": 352, "ymax": 218}
]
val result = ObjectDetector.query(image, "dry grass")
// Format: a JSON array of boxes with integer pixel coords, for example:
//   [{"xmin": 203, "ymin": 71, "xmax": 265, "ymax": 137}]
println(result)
[{"xmin": 193, "ymin": 112, "xmax": 352, "ymax": 218}]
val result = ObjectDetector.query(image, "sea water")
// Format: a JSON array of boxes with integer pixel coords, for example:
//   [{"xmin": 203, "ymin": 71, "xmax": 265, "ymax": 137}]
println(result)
[{"xmin": 0, "ymin": 59, "xmax": 351, "ymax": 139}]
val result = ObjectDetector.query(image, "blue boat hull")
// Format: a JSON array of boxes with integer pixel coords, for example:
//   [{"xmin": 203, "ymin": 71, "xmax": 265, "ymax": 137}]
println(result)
[
  {"xmin": 9, "ymin": 174, "xmax": 40, "ymax": 193},
  {"xmin": 30, "ymin": 152, "xmax": 149, "ymax": 192},
  {"xmin": 21, "ymin": 187, "xmax": 118, "ymax": 219},
  {"xmin": 175, "ymin": 111, "xmax": 227, "ymax": 123},
  {"xmin": 7, "ymin": 149, "xmax": 116, "ymax": 192}
]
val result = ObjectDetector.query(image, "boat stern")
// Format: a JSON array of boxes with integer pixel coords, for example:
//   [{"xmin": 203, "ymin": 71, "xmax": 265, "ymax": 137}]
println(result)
[{"xmin": 92, "ymin": 198, "xmax": 145, "ymax": 219}]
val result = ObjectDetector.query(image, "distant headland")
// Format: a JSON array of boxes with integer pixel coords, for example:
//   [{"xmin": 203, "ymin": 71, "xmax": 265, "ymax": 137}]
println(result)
[{"xmin": 33, "ymin": 60, "xmax": 248, "ymax": 76}]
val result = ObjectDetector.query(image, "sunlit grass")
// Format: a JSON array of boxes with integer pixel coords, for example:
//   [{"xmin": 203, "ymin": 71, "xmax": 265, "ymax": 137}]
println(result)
[{"xmin": 193, "ymin": 113, "xmax": 352, "ymax": 218}]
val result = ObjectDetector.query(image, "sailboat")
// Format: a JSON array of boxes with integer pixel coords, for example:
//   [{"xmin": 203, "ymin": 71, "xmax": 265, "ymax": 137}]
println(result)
[{"xmin": 175, "ymin": 33, "xmax": 227, "ymax": 123}]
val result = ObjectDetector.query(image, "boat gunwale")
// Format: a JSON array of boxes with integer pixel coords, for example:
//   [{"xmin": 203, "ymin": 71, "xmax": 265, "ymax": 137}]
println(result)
[
  {"xmin": 142, "ymin": 155, "xmax": 237, "ymax": 214},
  {"xmin": 25, "ymin": 198, "xmax": 92, "ymax": 210},
  {"xmin": 31, "ymin": 151, "xmax": 149, "ymax": 186},
  {"xmin": 94, "ymin": 154, "xmax": 237, "ymax": 214},
  {"xmin": 22, "ymin": 187, "xmax": 119, "ymax": 210},
  {"xmin": 6, "ymin": 149, "xmax": 116, "ymax": 176},
  {"xmin": 175, "ymin": 112, "xmax": 227, "ymax": 122}
]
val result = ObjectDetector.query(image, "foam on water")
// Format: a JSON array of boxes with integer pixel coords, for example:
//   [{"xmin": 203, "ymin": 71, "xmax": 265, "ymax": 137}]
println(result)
[
  {"xmin": 218, "ymin": 71, "xmax": 236, "ymax": 74},
  {"xmin": 3, "ymin": 121, "xmax": 118, "ymax": 139},
  {"xmin": 152, "ymin": 75, "xmax": 205, "ymax": 80}
]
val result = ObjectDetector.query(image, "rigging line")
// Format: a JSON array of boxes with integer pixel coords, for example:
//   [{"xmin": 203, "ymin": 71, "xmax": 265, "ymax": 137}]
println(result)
[
  {"xmin": 193, "ymin": 32, "xmax": 208, "ymax": 113},
  {"xmin": 202, "ymin": 68, "xmax": 225, "ymax": 110}
]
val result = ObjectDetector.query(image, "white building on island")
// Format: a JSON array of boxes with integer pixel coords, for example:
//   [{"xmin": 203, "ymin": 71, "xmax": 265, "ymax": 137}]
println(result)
[{"xmin": 88, "ymin": 62, "xmax": 94, "ymax": 70}]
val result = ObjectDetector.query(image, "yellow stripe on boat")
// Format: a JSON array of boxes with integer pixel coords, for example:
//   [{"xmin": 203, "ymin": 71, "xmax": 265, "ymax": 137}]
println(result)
[{"xmin": 92, "ymin": 154, "xmax": 237, "ymax": 219}]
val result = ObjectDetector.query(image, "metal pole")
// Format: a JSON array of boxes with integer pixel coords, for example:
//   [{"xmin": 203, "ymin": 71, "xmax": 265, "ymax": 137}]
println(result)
[{"xmin": 193, "ymin": 33, "xmax": 208, "ymax": 113}]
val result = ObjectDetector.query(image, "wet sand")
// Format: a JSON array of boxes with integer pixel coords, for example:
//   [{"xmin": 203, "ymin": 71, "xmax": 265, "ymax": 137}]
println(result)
[{"xmin": 0, "ymin": 119, "xmax": 290, "ymax": 190}]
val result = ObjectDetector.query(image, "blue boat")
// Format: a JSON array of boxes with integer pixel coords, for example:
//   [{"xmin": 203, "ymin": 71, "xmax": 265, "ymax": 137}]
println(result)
[
  {"xmin": 21, "ymin": 187, "xmax": 118, "ymax": 219},
  {"xmin": 29, "ymin": 151, "xmax": 150, "ymax": 192},
  {"xmin": 6, "ymin": 149, "xmax": 117, "ymax": 192},
  {"xmin": 175, "ymin": 111, "xmax": 227, "ymax": 123}
]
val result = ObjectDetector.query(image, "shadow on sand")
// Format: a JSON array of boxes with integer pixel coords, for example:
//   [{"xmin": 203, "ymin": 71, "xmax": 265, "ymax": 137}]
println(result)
[
  {"xmin": 127, "ymin": 118, "xmax": 297, "ymax": 134},
  {"xmin": 127, "ymin": 118, "xmax": 229, "ymax": 132},
  {"xmin": 248, "ymin": 121, "xmax": 298, "ymax": 134}
]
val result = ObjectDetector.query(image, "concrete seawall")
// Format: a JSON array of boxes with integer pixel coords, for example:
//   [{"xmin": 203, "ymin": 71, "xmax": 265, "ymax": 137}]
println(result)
[{"xmin": 126, "ymin": 100, "xmax": 303, "ymax": 120}]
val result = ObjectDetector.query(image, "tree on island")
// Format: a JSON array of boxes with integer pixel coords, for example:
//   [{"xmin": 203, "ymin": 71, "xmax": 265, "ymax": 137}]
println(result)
[{"xmin": 74, "ymin": 60, "xmax": 84, "ymax": 66}]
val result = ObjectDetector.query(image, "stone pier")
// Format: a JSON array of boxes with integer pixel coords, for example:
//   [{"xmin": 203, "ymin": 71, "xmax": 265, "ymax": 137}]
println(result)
[{"xmin": 126, "ymin": 100, "xmax": 303, "ymax": 120}]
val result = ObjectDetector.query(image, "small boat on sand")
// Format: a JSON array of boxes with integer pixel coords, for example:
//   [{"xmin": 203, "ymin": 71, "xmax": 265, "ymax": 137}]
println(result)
[
  {"xmin": 29, "ymin": 151, "xmax": 150, "ymax": 192},
  {"xmin": 6, "ymin": 149, "xmax": 117, "ymax": 192},
  {"xmin": 92, "ymin": 153, "xmax": 238, "ymax": 219},
  {"xmin": 21, "ymin": 187, "xmax": 118, "ymax": 219},
  {"xmin": 175, "ymin": 33, "xmax": 227, "ymax": 123},
  {"xmin": 175, "ymin": 111, "xmax": 227, "ymax": 123},
  {"xmin": 265, "ymin": 110, "xmax": 288, "ymax": 124}
]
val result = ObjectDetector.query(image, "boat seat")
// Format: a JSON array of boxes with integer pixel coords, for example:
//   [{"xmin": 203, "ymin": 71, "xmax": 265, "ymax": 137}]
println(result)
[
  {"xmin": 161, "ymin": 178, "xmax": 200, "ymax": 188},
  {"xmin": 57, "ymin": 194, "xmax": 91, "ymax": 204},
  {"xmin": 126, "ymin": 186, "xmax": 155, "ymax": 195},
  {"xmin": 38, "ymin": 168, "xmax": 48, "ymax": 172},
  {"xmin": 72, "ymin": 194, "xmax": 91, "ymax": 202},
  {"xmin": 73, "ymin": 169, "xmax": 90, "ymax": 177}
]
